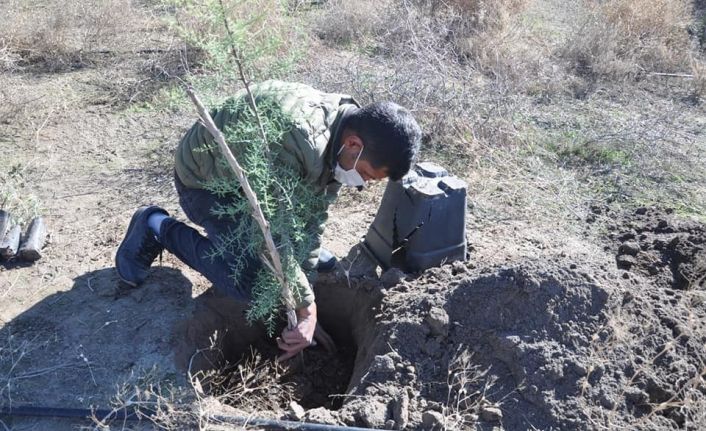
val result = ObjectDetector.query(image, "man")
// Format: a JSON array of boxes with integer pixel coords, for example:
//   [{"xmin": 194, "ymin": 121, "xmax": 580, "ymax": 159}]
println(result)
[{"xmin": 115, "ymin": 80, "xmax": 421, "ymax": 360}]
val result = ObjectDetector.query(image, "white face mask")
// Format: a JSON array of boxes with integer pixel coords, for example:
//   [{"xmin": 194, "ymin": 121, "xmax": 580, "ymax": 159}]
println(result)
[{"xmin": 334, "ymin": 145, "xmax": 365, "ymax": 188}]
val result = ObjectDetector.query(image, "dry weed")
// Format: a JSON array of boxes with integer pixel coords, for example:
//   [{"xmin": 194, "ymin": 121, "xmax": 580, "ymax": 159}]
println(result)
[
  {"xmin": 313, "ymin": 0, "xmax": 530, "ymax": 79},
  {"xmin": 0, "ymin": 0, "xmax": 155, "ymax": 72},
  {"xmin": 564, "ymin": 0, "xmax": 697, "ymax": 79},
  {"xmin": 577, "ymin": 288, "xmax": 706, "ymax": 430},
  {"xmin": 443, "ymin": 347, "xmax": 503, "ymax": 429},
  {"xmin": 312, "ymin": 0, "xmax": 393, "ymax": 46}
]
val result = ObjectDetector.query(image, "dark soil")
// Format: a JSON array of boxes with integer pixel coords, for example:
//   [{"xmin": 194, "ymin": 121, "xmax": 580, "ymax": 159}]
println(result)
[
  {"xmin": 269, "ymin": 207, "xmax": 706, "ymax": 430},
  {"xmin": 610, "ymin": 207, "xmax": 706, "ymax": 290}
]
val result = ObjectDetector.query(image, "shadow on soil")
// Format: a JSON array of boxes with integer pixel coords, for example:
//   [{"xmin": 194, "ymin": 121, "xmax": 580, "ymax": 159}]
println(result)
[
  {"xmin": 0, "ymin": 266, "xmax": 193, "ymax": 415},
  {"xmin": 1, "ymin": 259, "xmax": 384, "ymax": 429}
]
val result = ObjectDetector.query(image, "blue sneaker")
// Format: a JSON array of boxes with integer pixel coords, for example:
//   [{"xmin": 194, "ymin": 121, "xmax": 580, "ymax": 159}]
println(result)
[
  {"xmin": 316, "ymin": 248, "xmax": 337, "ymax": 273},
  {"xmin": 115, "ymin": 205, "xmax": 168, "ymax": 287}
]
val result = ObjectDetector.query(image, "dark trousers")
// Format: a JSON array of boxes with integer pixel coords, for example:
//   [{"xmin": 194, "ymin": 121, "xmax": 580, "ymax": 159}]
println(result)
[{"xmin": 157, "ymin": 173, "xmax": 260, "ymax": 302}]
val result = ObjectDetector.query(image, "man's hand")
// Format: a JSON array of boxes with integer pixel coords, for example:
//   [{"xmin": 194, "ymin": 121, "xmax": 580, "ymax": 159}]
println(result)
[{"xmin": 277, "ymin": 301, "xmax": 317, "ymax": 361}]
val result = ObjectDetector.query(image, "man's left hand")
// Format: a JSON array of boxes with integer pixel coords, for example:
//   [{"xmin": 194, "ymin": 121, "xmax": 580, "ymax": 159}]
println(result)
[{"xmin": 277, "ymin": 301, "xmax": 317, "ymax": 361}]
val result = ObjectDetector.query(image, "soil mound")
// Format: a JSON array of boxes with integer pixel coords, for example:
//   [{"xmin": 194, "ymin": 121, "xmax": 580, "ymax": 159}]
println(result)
[
  {"xmin": 333, "ymin": 262, "xmax": 611, "ymax": 430},
  {"xmin": 317, "ymin": 208, "xmax": 706, "ymax": 430}
]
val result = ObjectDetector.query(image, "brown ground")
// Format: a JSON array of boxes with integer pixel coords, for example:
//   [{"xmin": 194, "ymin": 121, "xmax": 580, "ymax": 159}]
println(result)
[{"xmin": 1, "ymin": 1, "xmax": 706, "ymax": 431}]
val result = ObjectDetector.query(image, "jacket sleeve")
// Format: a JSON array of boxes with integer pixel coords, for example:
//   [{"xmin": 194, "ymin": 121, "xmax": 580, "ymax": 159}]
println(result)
[{"xmin": 292, "ymin": 265, "xmax": 316, "ymax": 309}]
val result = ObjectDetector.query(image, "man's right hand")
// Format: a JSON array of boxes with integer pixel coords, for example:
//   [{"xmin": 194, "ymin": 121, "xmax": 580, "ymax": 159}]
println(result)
[
  {"xmin": 276, "ymin": 301, "xmax": 337, "ymax": 361},
  {"xmin": 277, "ymin": 302, "xmax": 317, "ymax": 361}
]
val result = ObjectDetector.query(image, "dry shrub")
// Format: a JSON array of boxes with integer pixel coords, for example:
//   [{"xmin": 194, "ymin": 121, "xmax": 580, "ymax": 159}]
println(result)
[
  {"xmin": 314, "ymin": 0, "xmax": 528, "ymax": 69},
  {"xmin": 0, "ymin": 0, "xmax": 151, "ymax": 71},
  {"xmin": 313, "ymin": 0, "xmax": 393, "ymax": 46},
  {"xmin": 564, "ymin": 0, "xmax": 696, "ymax": 78},
  {"xmin": 420, "ymin": 0, "xmax": 528, "ymax": 45}
]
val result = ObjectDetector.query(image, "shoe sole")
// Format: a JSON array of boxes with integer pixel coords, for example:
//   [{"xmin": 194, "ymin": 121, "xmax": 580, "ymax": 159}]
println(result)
[{"xmin": 115, "ymin": 208, "xmax": 143, "ymax": 288}]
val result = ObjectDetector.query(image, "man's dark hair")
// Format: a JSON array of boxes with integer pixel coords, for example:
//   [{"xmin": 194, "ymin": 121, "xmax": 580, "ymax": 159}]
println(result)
[{"xmin": 345, "ymin": 101, "xmax": 422, "ymax": 181}]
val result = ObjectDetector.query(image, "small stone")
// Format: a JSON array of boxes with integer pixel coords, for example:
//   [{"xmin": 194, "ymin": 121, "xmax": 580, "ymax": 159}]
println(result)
[
  {"xmin": 405, "ymin": 365, "xmax": 416, "ymax": 375},
  {"xmin": 380, "ymin": 268, "xmax": 406, "ymax": 287},
  {"xmin": 635, "ymin": 207, "xmax": 647, "ymax": 215},
  {"xmin": 618, "ymin": 241, "xmax": 640, "ymax": 256},
  {"xmin": 668, "ymin": 236, "xmax": 681, "ymax": 248},
  {"xmin": 426, "ymin": 401, "xmax": 443, "ymax": 412},
  {"xmin": 653, "ymin": 238, "xmax": 667, "ymax": 249},
  {"xmin": 480, "ymin": 406, "xmax": 503, "ymax": 422},
  {"xmin": 385, "ymin": 419, "xmax": 396, "ymax": 430},
  {"xmin": 357, "ymin": 400, "xmax": 389, "ymax": 428},
  {"xmin": 618, "ymin": 231, "xmax": 636, "ymax": 241},
  {"xmin": 570, "ymin": 361, "xmax": 589, "ymax": 376},
  {"xmin": 624, "ymin": 387, "xmax": 649, "ymax": 405},
  {"xmin": 304, "ymin": 407, "xmax": 339, "ymax": 425},
  {"xmin": 388, "ymin": 351, "xmax": 402, "ymax": 363},
  {"xmin": 599, "ymin": 392, "xmax": 616, "ymax": 409},
  {"xmin": 371, "ymin": 355, "xmax": 396, "ymax": 373},
  {"xmin": 616, "ymin": 254, "xmax": 637, "ymax": 270},
  {"xmin": 289, "ymin": 401, "xmax": 306, "ymax": 421},
  {"xmin": 426, "ymin": 307, "xmax": 449, "ymax": 337},
  {"xmin": 422, "ymin": 410, "xmax": 445, "ymax": 430}
]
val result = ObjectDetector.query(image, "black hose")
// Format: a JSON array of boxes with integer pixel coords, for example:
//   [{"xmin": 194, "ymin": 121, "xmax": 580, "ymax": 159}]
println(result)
[
  {"xmin": 0, "ymin": 405, "xmax": 393, "ymax": 431},
  {"xmin": 0, "ymin": 405, "xmax": 147, "ymax": 421}
]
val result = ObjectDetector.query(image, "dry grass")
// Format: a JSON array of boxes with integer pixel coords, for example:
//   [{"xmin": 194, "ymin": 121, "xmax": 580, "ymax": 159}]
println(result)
[
  {"xmin": 691, "ymin": 57, "xmax": 706, "ymax": 100},
  {"xmin": 314, "ymin": 0, "xmax": 530, "ymax": 77},
  {"xmin": 442, "ymin": 347, "xmax": 506, "ymax": 429},
  {"xmin": 0, "ymin": 0, "xmax": 153, "ymax": 72},
  {"xmin": 577, "ymin": 289, "xmax": 706, "ymax": 430},
  {"xmin": 564, "ymin": 0, "xmax": 697, "ymax": 78}
]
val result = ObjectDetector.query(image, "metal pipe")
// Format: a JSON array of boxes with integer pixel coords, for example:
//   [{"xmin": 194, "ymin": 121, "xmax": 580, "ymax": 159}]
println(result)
[{"xmin": 0, "ymin": 405, "xmax": 394, "ymax": 431}]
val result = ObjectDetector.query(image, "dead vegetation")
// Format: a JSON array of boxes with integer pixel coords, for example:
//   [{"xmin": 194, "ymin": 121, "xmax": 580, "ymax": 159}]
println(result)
[
  {"xmin": 0, "ymin": 0, "xmax": 149, "ymax": 71},
  {"xmin": 564, "ymin": 0, "xmax": 699, "ymax": 79}
]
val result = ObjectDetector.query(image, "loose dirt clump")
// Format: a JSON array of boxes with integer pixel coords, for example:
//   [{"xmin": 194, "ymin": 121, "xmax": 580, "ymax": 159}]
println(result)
[{"xmin": 611, "ymin": 207, "xmax": 706, "ymax": 290}]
